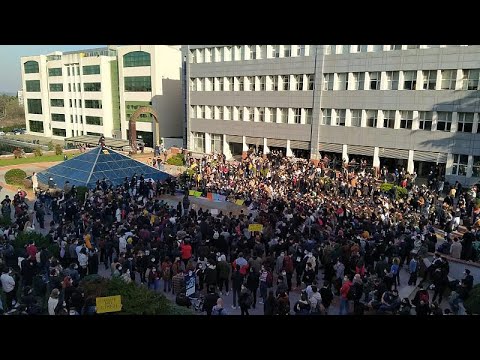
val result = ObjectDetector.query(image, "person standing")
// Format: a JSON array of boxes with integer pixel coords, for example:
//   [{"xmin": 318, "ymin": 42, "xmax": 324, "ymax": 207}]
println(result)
[
  {"xmin": 231, "ymin": 264, "xmax": 243, "ymax": 310},
  {"xmin": 1, "ymin": 268, "xmax": 16, "ymax": 311},
  {"xmin": 32, "ymin": 172, "xmax": 38, "ymax": 194}
]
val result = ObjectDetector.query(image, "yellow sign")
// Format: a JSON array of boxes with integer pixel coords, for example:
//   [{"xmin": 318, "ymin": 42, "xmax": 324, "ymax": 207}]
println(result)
[
  {"xmin": 248, "ymin": 224, "xmax": 263, "ymax": 232},
  {"xmin": 102, "ymin": 150, "xmax": 110, "ymax": 154},
  {"xmin": 96, "ymin": 295, "xmax": 122, "ymax": 314},
  {"xmin": 235, "ymin": 199, "xmax": 245, "ymax": 206}
]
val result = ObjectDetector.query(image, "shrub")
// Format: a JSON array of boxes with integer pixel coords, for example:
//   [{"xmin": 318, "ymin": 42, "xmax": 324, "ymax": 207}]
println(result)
[
  {"xmin": 0, "ymin": 216, "xmax": 12, "ymax": 228},
  {"xmin": 14, "ymin": 232, "xmax": 49, "ymax": 251},
  {"xmin": 5, "ymin": 168, "xmax": 27, "ymax": 185},
  {"xmin": 465, "ymin": 284, "xmax": 480, "ymax": 314},
  {"xmin": 76, "ymin": 186, "xmax": 89, "ymax": 203},
  {"xmin": 167, "ymin": 153, "xmax": 185, "ymax": 166},
  {"xmin": 379, "ymin": 183, "xmax": 407, "ymax": 200},
  {"xmin": 34, "ymin": 146, "xmax": 43, "ymax": 157},
  {"xmin": 47, "ymin": 141, "xmax": 54, "ymax": 151},
  {"xmin": 55, "ymin": 144, "xmax": 63, "ymax": 155},
  {"xmin": 13, "ymin": 148, "xmax": 23, "ymax": 159}
]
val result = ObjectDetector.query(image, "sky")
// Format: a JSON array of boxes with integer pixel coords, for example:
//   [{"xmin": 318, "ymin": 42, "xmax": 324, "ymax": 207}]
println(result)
[{"xmin": 0, "ymin": 45, "xmax": 102, "ymax": 94}]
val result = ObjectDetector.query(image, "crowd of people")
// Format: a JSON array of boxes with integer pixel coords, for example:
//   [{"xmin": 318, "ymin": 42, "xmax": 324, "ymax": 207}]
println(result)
[{"xmin": 0, "ymin": 145, "xmax": 479, "ymax": 315}]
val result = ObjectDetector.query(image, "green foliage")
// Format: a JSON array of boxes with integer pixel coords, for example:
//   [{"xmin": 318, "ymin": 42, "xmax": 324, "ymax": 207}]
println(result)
[
  {"xmin": 54, "ymin": 144, "xmax": 63, "ymax": 155},
  {"xmin": 186, "ymin": 168, "xmax": 195, "ymax": 178},
  {"xmin": 47, "ymin": 141, "xmax": 55, "ymax": 151},
  {"xmin": 379, "ymin": 183, "xmax": 407, "ymax": 200},
  {"xmin": 14, "ymin": 232, "xmax": 49, "ymax": 250},
  {"xmin": 0, "ymin": 215, "xmax": 12, "ymax": 228},
  {"xmin": 167, "ymin": 153, "xmax": 185, "ymax": 166},
  {"xmin": 76, "ymin": 186, "xmax": 89, "ymax": 203},
  {"xmin": 4, "ymin": 168, "xmax": 26, "ymax": 185},
  {"xmin": 465, "ymin": 284, "xmax": 480, "ymax": 314},
  {"xmin": 34, "ymin": 146, "xmax": 43, "ymax": 157},
  {"xmin": 80, "ymin": 276, "xmax": 195, "ymax": 315},
  {"xmin": 48, "ymin": 243, "xmax": 60, "ymax": 259}
]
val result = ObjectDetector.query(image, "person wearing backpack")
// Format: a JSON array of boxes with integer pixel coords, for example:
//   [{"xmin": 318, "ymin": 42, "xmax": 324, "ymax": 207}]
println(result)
[
  {"xmin": 239, "ymin": 284, "xmax": 253, "ymax": 315},
  {"xmin": 309, "ymin": 285, "xmax": 322, "ymax": 315}
]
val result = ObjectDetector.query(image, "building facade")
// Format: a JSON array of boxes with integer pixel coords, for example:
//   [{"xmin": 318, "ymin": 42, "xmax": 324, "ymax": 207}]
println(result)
[
  {"xmin": 20, "ymin": 45, "xmax": 182, "ymax": 147},
  {"xmin": 183, "ymin": 45, "xmax": 480, "ymax": 185}
]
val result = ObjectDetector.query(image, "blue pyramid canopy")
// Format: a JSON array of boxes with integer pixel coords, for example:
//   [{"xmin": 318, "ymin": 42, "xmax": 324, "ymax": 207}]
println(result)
[{"xmin": 37, "ymin": 146, "xmax": 170, "ymax": 189}]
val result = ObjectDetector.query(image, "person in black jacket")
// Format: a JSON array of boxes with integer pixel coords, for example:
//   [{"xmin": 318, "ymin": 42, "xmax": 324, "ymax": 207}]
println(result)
[
  {"xmin": 203, "ymin": 286, "xmax": 220, "ymax": 316},
  {"xmin": 246, "ymin": 268, "xmax": 260, "ymax": 309},
  {"xmin": 239, "ymin": 284, "xmax": 253, "ymax": 316},
  {"xmin": 264, "ymin": 290, "xmax": 277, "ymax": 315},
  {"xmin": 320, "ymin": 282, "xmax": 334, "ymax": 314},
  {"xmin": 302, "ymin": 262, "xmax": 316, "ymax": 286},
  {"xmin": 231, "ymin": 265, "xmax": 243, "ymax": 309}
]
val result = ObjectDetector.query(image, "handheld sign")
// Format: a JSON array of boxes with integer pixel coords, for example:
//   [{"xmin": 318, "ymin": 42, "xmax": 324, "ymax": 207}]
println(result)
[
  {"xmin": 248, "ymin": 224, "xmax": 263, "ymax": 232},
  {"xmin": 96, "ymin": 295, "xmax": 122, "ymax": 314}
]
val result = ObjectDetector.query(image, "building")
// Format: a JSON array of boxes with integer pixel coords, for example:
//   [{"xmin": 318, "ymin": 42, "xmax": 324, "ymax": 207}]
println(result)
[
  {"xmin": 183, "ymin": 45, "xmax": 480, "ymax": 185},
  {"xmin": 17, "ymin": 90, "xmax": 23, "ymax": 106},
  {"xmin": 20, "ymin": 45, "xmax": 182, "ymax": 147}
]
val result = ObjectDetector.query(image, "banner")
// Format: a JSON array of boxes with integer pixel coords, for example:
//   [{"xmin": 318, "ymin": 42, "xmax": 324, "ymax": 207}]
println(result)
[
  {"xmin": 189, "ymin": 190, "xmax": 195, "ymax": 196},
  {"xmin": 210, "ymin": 209, "xmax": 219, "ymax": 216},
  {"xmin": 96, "ymin": 295, "xmax": 122, "ymax": 314},
  {"xmin": 185, "ymin": 272, "xmax": 196, "ymax": 297},
  {"xmin": 194, "ymin": 191, "xmax": 202, "ymax": 197},
  {"xmin": 248, "ymin": 223, "xmax": 263, "ymax": 232},
  {"xmin": 207, "ymin": 193, "xmax": 213, "ymax": 201},
  {"xmin": 235, "ymin": 199, "xmax": 245, "ymax": 206}
]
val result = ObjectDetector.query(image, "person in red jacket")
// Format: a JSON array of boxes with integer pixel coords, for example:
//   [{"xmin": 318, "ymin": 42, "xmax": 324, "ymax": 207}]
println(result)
[
  {"xmin": 339, "ymin": 275, "xmax": 352, "ymax": 315},
  {"xmin": 180, "ymin": 240, "xmax": 192, "ymax": 267}
]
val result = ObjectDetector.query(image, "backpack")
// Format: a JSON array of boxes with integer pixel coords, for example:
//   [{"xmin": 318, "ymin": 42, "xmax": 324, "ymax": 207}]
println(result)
[{"xmin": 283, "ymin": 256, "xmax": 294, "ymax": 273}]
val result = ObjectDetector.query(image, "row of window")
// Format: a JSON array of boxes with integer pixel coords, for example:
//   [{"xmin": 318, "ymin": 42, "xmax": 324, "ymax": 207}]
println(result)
[
  {"xmin": 124, "ymin": 76, "xmax": 151, "ymax": 92},
  {"xmin": 189, "ymin": 45, "xmax": 308, "ymax": 64},
  {"xmin": 29, "ymin": 120, "xmax": 44, "ymax": 133},
  {"xmin": 191, "ymin": 132, "xmax": 223, "ymax": 154},
  {"xmin": 322, "ymin": 69, "xmax": 480, "ymax": 91},
  {"xmin": 190, "ymin": 105, "xmax": 312, "ymax": 124},
  {"xmin": 320, "ymin": 109, "xmax": 478, "ymax": 133},
  {"xmin": 324, "ymin": 45, "xmax": 468, "ymax": 55},
  {"xmin": 452, "ymin": 154, "xmax": 480, "ymax": 177},
  {"xmin": 190, "ymin": 74, "xmax": 315, "ymax": 92},
  {"xmin": 49, "ymin": 99, "xmax": 102, "ymax": 109}
]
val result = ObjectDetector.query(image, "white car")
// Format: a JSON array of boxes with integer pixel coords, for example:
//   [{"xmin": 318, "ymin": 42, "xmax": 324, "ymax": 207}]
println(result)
[{"xmin": 0, "ymin": 131, "xmax": 5, "ymax": 136}]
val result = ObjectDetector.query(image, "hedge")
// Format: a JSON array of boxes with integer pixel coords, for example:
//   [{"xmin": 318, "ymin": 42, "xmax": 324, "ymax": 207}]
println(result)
[
  {"xmin": 4, "ymin": 168, "xmax": 27, "ymax": 186},
  {"xmin": 379, "ymin": 182, "xmax": 408, "ymax": 200},
  {"xmin": 167, "ymin": 153, "xmax": 185, "ymax": 166},
  {"xmin": 76, "ymin": 186, "xmax": 89, "ymax": 203},
  {"xmin": 80, "ymin": 276, "xmax": 195, "ymax": 315}
]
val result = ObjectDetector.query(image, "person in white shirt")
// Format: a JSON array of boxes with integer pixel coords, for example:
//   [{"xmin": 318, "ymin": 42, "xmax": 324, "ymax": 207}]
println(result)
[
  {"xmin": 48, "ymin": 288, "xmax": 60, "ymax": 315},
  {"xmin": 1, "ymin": 268, "xmax": 16, "ymax": 310},
  {"xmin": 32, "ymin": 172, "xmax": 38, "ymax": 194}
]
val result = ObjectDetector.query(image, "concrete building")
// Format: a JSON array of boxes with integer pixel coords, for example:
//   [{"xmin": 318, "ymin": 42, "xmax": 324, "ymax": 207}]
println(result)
[
  {"xmin": 20, "ymin": 45, "xmax": 182, "ymax": 147},
  {"xmin": 183, "ymin": 45, "xmax": 480, "ymax": 185}
]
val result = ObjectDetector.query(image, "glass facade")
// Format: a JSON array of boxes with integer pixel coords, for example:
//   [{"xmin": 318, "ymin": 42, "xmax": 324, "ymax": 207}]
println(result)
[
  {"xmin": 84, "ymin": 82, "xmax": 101, "ymax": 91},
  {"xmin": 84, "ymin": 100, "xmax": 102, "ymax": 109},
  {"xmin": 51, "ymin": 113, "xmax": 66, "ymax": 122},
  {"xmin": 52, "ymin": 128, "xmax": 66, "ymax": 137},
  {"xmin": 50, "ymin": 99, "xmax": 64, "ymax": 107},
  {"xmin": 25, "ymin": 80, "xmax": 40, "ymax": 92},
  {"xmin": 123, "ymin": 51, "xmax": 151, "ymax": 67},
  {"xmin": 48, "ymin": 68, "xmax": 62, "ymax": 76},
  {"xmin": 82, "ymin": 65, "xmax": 101, "ymax": 75},
  {"xmin": 29, "ymin": 120, "xmax": 44, "ymax": 133},
  {"xmin": 49, "ymin": 83, "xmax": 63, "ymax": 92},
  {"xmin": 24, "ymin": 61, "xmax": 39, "ymax": 73},
  {"xmin": 86, "ymin": 116, "xmax": 103, "ymax": 126},
  {"xmin": 27, "ymin": 99, "xmax": 42, "ymax": 114},
  {"xmin": 124, "ymin": 76, "xmax": 151, "ymax": 92}
]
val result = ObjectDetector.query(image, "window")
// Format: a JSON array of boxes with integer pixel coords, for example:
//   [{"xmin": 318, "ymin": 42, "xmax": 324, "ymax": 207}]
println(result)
[
  {"xmin": 77, "ymin": 83, "xmax": 80, "ymax": 92},
  {"xmin": 123, "ymin": 51, "xmax": 151, "ymax": 67},
  {"xmin": 418, "ymin": 111, "xmax": 433, "ymax": 130},
  {"xmin": 452, "ymin": 154, "xmax": 468, "ymax": 176},
  {"xmin": 200, "ymin": 105, "xmax": 205, "ymax": 119},
  {"xmin": 350, "ymin": 109, "xmax": 362, "ymax": 127},
  {"xmin": 211, "ymin": 134, "xmax": 223, "ymax": 154},
  {"xmin": 67, "ymin": 67, "xmax": 71, "ymax": 76},
  {"xmin": 272, "ymin": 45, "xmax": 280, "ymax": 58},
  {"xmin": 295, "ymin": 75, "xmax": 304, "ymax": 91},
  {"xmin": 49, "ymin": 83, "xmax": 63, "ymax": 92},
  {"xmin": 197, "ymin": 78, "xmax": 204, "ymax": 91},
  {"xmin": 87, "ymin": 132, "xmax": 102, "ymax": 136},
  {"xmin": 323, "ymin": 73, "xmax": 334, "ymax": 90},
  {"xmin": 321, "ymin": 109, "xmax": 332, "ymax": 125},
  {"xmin": 297, "ymin": 45, "xmax": 305, "ymax": 56},
  {"xmin": 205, "ymin": 106, "xmax": 212, "ymax": 119},
  {"xmin": 51, "ymin": 113, "xmax": 65, "ymax": 122},
  {"xmin": 293, "ymin": 108, "xmax": 301, "ymax": 124},
  {"xmin": 269, "ymin": 108, "xmax": 277, "ymax": 123},
  {"xmin": 388, "ymin": 45, "xmax": 402, "ymax": 51},
  {"xmin": 282, "ymin": 75, "xmax": 290, "ymax": 91},
  {"xmin": 76, "ymin": 67, "xmax": 80, "ymax": 75},
  {"xmin": 352, "ymin": 72, "xmax": 365, "ymax": 90},
  {"xmin": 259, "ymin": 45, "xmax": 266, "ymax": 59},
  {"xmin": 124, "ymin": 77, "xmax": 151, "ymax": 92},
  {"xmin": 190, "ymin": 78, "xmax": 196, "ymax": 91},
  {"xmin": 436, "ymin": 112, "xmax": 452, "ymax": 131},
  {"xmin": 82, "ymin": 65, "xmax": 100, "ymax": 75},
  {"xmin": 215, "ymin": 106, "xmax": 223, "ymax": 120},
  {"xmin": 84, "ymin": 100, "xmax": 102, "ymax": 109},
  {"xmin": 225, "ymin": 106, "xmax": 233, "ymax": 120},
  {"xmin": 355, "ymin": 45, "xmax": 368, "ymax": 52},
  {"xmin": 336, "ymin": 73, "xmax": 348, "ymax": 90},
  {"xmin": 406, "ymin": 45, "xmax": 420, "ymax": 49},
  {"xmin": 422, "ymin": 70, "xmax": 437, "ymax": 90},
  {"xmin": 457, "ymin": 112, "xmax": 474, "ymax": 133},
  {"xmin": 403, "ymin": 71, "xmax": 417, "ymax": 90},
  {"xmin": 226, "ymin": 77, "xmax": 234, "ymax": 91},
  {"xmin": 224, "ymin": 46, "xmax": 232, "ymax": 61},
  {"xmin": 258, "ymin": 108, "xmax": 265, "ymax": 122},
  {"xmin": 371, "ymin": 45, "xmax": 383, "ymax": 52},
  {"xmin": 52, "ymin": 128, "xmax": 66, "ymax": 137},
  {"xmin": 24, "ymin": 61, "xmax": 39, "ymax": 74},
  {"xmin": 369, "ymin": 72, "xmax": 380, "ymax": 90},
  {"xmin": 50, "ymin": 99, "xmax": 64, "ymax": 107},
  {"xmin": 190, "ymin": 105, "xmax": 195, "ymax": 118},
  {"xmin": 74, "ymin": 99, "xmax": 77, "ymax": 108},
  {"xmin": 204, "ymin": 48, "xmax": 212, "ymax": 63},
  {"xmin": 68, "ymin": 84, "xmax": 71, "ymax": 92},
  {"xmin": 190, "ymin": 50, "xmax": 196, "ymax": 64},
  {"xmin": 84, "ymin": 82, "xmax": 102, "ymax": 91},
  {"xmin": 250, "ymin": 45, "xmax": 257, "ymax": 60},
  {"xmin": 259, "ymin": 76, "xmax": 266, "ymax": 91},
  {"xmin": 247, "ymin": 76, "xmax": 254, "ymax": 91},
  {"xmin": 366, "ymin": 110, "xmax": 378, "ymax": 127},
  {"xmin": 279, "ymin": 108, "xmax": 287, "ymax": 123},
  {"xmin": 85, "ymin": 116, "xmax": 103, "ymax": 126},
  {"xmin": 307, "ymin": 74, "xmax": 314, "ymax": 90},
  {"xmin": 473, "ymin": 156, "xmax": 480, "ymax": 177},
  {"xmin": 383, "ymin": 110, "xmax": 395, "ymax": 128},
  {"xmin": 248, "ymin": 107, "xmax": 254, "ymax": 121},
  {"xmin": 400, "ymin": 111, "xmax": 413, "ymax": 129},
  {"xmin": 283, "ymin": 45, "xmax": 291, "ymax": 57},
  {"xmin": 27, "ymin": 99, "xmax": 42, "ymax": 114},
  {"xmin": 206, "ymin": 77, "xmax": 214, "ymax": 91},
  {"xmin": 217, "ymin": 77, "xmax": 224, "ymax": 91},
  {"xmin": 69, "ymin": 99, "xmax": 72, "ymax": 107},
  {"xmin": 386, "ymin": 71, "xmax": 399, "ymax": 90},
  {"xmin": 338, "ymin": 45, "xmax": 350, "ymax": 54},
  {"xmin": 29, "ymin": 120, "xmax": 44, "ymax": 133},
  {"xmin": 238, "ymin": 107, "xmax": 244, "ymax": 121},
  {"xmin": 269, "ymin": 75, "xmax": 278, "ymax": 91},
  {"xmin": 26, "ymin": 80, "xmax": 40, "ymax": 92},
  {"xmin": 237, "ymin": 76, "xmax": 244, "ymax": 91},
  {"xmin": 305, "ymin": 109, "xmax": 312, "ymax": 124},
  {"xmin": 48, "ymin": 68, "xmax": 62, "ymax": 76},
  {"xmin": 79, "ymin": 115, "xmax": 83, "ymax": 123},
  {"xmin": 337, "ymin": 109, "xmax": 346, "ymax": 126},
  {"xmin": 441, "ymin": 69, "xmax": 457, "ymax": 90},
  {"xmin": 462, "ymin": 69, "xmax": 480, "ymax": 90}
]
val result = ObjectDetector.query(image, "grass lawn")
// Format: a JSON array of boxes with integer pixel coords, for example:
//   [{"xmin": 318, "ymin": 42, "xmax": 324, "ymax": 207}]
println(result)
[{"xmin": 0, "ymin": 153, "xmax": 78, "ymax": 167}]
